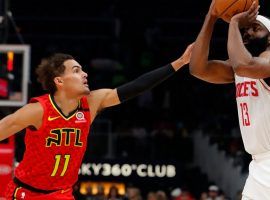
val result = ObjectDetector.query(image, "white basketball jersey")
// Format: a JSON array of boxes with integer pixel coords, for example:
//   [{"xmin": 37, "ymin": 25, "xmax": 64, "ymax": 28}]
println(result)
[{"xmin": 235, "ymin": 74, "xmax": 270, "ymax": 155}]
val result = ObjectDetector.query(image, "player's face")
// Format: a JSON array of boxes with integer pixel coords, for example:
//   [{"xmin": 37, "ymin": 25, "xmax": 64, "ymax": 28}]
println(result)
[
  {"xmin": 243, "ymin": 22, "xmax": 269, "ymax": 56},
  {"xmin": 60, "ymin": 59, "xmax": 90, "ymax": 96},
  {"xmin": 243, "ymin": 22, "xmax": 269, "ymax": 44}
]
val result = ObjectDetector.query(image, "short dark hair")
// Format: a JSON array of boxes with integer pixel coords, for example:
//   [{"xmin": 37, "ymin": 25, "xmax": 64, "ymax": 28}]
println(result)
[{"xmin": 36, "ymin": 53, "xmax": 74, "ymax": 94}]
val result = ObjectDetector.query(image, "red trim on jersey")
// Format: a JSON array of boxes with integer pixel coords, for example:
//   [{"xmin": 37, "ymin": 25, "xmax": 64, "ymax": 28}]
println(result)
[{"xmin": 259, "ymin": 79, "xmax": 270, "ymax": 92}]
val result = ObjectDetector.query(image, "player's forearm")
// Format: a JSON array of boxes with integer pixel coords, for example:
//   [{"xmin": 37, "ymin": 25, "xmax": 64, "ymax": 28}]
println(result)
[
  {"xmin": 228, "ymin": 20, "xmax": 253, "ymax": 72},
  {"xmin": 190, "ymin": 14, "xmax": 217, "ymax": 75},
  {"xmin": 117, "ymin": 63, "xmax": 175, "ymax": 102}
]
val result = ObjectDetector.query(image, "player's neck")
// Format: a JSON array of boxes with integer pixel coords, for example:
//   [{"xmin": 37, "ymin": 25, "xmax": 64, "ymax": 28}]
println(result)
[{"xmin": 52, "ymin": 92, "xmax": 80, "ymax": 116}]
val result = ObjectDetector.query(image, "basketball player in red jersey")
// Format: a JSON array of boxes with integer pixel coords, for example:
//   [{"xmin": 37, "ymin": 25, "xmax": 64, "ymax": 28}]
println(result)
[
  {"xmin": 0, "ymin": 43, "xmax": 193, "ymax": 200},
  {"xmin": 190, "ymin": 0, "xmax": 270, "ymax": 199}
]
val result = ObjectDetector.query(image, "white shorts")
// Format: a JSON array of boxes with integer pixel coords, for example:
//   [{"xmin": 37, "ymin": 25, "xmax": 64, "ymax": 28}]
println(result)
[{"xmin": 242, "ymin": 175, "xmax": 270, "ymax": 200}]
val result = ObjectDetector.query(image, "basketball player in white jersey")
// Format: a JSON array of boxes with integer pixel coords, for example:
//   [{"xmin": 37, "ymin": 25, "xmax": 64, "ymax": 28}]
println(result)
[{"xmin": 189, "ymin": 0, "xmax": 270, "ymax": 199}]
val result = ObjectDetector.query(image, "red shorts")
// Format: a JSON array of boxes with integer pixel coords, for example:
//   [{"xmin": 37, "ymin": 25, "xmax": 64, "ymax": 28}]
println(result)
[{"xmin": 4, "ymin": 181, "xmax": 74, "ymax": 200}]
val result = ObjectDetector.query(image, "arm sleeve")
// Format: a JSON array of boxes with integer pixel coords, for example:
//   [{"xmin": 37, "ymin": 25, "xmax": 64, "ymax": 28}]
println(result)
[{"xmin": 117, "ymin": 63, "xmax": 175, "ymax": 102}]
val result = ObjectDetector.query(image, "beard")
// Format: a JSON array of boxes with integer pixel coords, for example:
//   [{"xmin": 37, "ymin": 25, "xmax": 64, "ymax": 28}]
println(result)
[{"xmin": 244, "ymin": 35, "xmax": 269, "ymax": 56}]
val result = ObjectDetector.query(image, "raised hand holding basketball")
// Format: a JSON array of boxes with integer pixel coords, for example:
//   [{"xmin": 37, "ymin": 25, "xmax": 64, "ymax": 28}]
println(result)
[
  {"xmin": 214, "ymin": 0, "xmax": 259, "ymax": 23},
  {"xmin": 231, "ymin": 1, "xmax": 260, "ymax": 28}
]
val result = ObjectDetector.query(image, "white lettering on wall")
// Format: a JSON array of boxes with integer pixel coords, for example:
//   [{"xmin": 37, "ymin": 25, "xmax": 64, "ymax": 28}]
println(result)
[{"xmin": 79, "ymin": 163, "xmax": 176, "ymax": 178}]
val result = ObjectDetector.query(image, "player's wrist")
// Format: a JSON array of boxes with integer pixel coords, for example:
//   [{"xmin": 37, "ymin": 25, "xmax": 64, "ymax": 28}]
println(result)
[
  {"xmin": 171, "ymin": 59, "xmax": 185, "ymax": 71},
  {"xmin": 206, "ymin": 13, "xmax": 218, "ymax": 24},
  {"xmin": 230, "ymin": 18, "xmax": 239, "ymax": 26}
]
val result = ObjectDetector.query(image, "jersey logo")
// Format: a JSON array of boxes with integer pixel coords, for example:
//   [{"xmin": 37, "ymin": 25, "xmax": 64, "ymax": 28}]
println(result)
[
  {"xmin": 21, "ymin": 192, "xmax": 26, "ymax": 199},
  {"xmin": 48, "ymin": 116, "xmax": 60, "ymax": 121},
  {"xmin": 75, "ymin": 112, "xmax": 86, "ymax": 123}
]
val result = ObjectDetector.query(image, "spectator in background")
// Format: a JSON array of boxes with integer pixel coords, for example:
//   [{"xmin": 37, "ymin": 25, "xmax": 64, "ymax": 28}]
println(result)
[
  {"xmin": 84, "ymin": 184, "xmax": 94, "ymax": 200},
  {"xmin": 171, "ymin": 188, "xmax": 182, "ymax": 200},
  {"xmin": 147, "ymin": 191, "xmax": 158, "ymax": 200},
  {"xmin": 199, "ymin": 192, "xmax": 208, "ymax": 200},
  {"xmin": 108, "ymin": 185, "xmax": 122, "ymax": 200},
  {"xmin": 126, "ymin": 187, "xmax": 142, "ymax": 200},
  {"xmin": 156, "ymin": 190, "xmax": 168, "ymax": 200},
  {"xmin": 171, "ymin": 187, "xmax": 194, "ymax": 200},
  {"xmin": 93, "ymin": 184, "xmax": 106, "ymax": 200},
  {"xmin": 207, "ymin": 185, "xmax": 222, "ymax": 200}
]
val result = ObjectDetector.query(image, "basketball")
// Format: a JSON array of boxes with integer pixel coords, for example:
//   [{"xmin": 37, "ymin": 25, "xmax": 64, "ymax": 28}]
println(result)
[{"xmin": 215, "ymin": 0, "xmax": 259, "ymax": 23}]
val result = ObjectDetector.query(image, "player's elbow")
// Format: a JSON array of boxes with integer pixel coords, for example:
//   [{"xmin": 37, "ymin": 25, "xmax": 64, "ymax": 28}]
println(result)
[
  {"xmin": 189, "ymin": 63, "xmax": 208, "ymax": 78},
  {"xmin": 233, "ymin": 60, "xmax": 254, "ymax": 77}
]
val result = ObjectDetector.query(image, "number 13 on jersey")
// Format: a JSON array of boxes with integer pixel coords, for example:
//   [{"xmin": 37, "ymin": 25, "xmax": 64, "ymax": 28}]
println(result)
[{"xmin": 240, "ymin": 102, "xmax": 250, "ymax": 126}]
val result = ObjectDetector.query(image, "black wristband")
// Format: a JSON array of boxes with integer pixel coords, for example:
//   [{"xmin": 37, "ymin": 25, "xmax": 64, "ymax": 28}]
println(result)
[{"xmin": 117, "ymin": 64, "xmax": 175, "ymax": 102}]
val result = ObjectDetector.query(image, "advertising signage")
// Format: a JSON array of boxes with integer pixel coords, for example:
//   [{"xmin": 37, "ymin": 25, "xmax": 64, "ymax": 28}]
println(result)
[{"xmin": 78, "ymin": 160, "xmax": 183, "ymax": 184}]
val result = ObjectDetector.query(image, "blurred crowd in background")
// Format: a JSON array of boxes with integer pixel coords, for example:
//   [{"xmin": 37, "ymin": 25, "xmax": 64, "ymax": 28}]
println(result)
[{"xmin": 72, "ymin": 182, "xmax": 239, "ymax": 200}]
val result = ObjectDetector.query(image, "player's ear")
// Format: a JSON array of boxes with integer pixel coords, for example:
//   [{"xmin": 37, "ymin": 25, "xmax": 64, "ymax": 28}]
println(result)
[{"xmin": 54, "ymin": 77, "xmax": 63, "ymax": 85}]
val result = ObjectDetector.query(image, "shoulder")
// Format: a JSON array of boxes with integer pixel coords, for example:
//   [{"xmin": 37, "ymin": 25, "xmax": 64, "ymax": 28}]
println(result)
[
  {"xmin": 20, "ymin": 102, "xmax": 44, "ymax": 117},
  {"xmin": 89, "ymin": 89, "xmax": 113, "ymax": 96},
  {"xmin": 10, "ymin": 102, "xmax": 44, "ymax": 128},
  {"xmin": 86, "ymin": 88, "xmax": 119, "ymax": 116},
  {"xmin": 26, "ymin": 102, "xmax": 43, "ymax": 112}
]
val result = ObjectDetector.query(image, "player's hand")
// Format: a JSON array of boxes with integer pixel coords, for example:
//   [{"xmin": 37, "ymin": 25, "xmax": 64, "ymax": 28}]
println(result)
[
  {"xmin": 231, "ymin": 1, "xmax": 259, "ymax": 28},
  {"xmin": 208, "ymin": 0, "xmax": 219, "ymax": 18},
  {"xmin": 171, "ymin": 43, "xmax": 194, "ymax": 71},
  {"xmin": 180, "ymin": 43, "xmax": 194, "ymax": 65}
]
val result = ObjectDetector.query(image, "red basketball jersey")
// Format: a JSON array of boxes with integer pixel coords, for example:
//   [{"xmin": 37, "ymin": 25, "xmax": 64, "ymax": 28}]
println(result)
[{"xmin": 15, "ymin": 94, "xmax": 91, "ymax": 190}]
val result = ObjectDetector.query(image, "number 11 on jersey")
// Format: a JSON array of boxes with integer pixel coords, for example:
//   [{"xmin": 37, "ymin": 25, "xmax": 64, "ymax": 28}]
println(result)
[
  {"xmin": 240, "ymin": 102, "xmax": 250, "ymax": 126},
  {"xmin": 51, "ymin": 154, "xmax": 71, "ymax": 176}
]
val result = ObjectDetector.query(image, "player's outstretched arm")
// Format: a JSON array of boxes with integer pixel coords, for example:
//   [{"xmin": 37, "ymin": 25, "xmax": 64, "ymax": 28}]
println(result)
[
  {"xmin": 87, "ymin": 44, "xmax": 193, "ymax": 122},
  {"xmin": 228, "ymin": 2, "xmax": 270, "ymax": 79},
  {"xmin": 0, "ymin": 102, "xmax": 43, "ymax": 141},
  {"xmin": 189, "ymin": 0, "xmax": 234, "ymax": 84}
]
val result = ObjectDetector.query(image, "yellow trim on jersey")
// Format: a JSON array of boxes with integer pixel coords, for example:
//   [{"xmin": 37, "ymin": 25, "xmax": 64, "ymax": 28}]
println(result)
[
  {"xmin": 49, "ymin": 94, "xmax": 80, "ymax": 120},
  {"xmin": 13, "ymin": 186, "xmax": 22, "ymax": 200}
]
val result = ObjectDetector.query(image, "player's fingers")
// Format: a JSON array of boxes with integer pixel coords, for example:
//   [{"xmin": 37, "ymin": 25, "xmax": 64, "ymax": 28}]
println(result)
[
  {"xmin": 184, "ymin": 43, "xmax": 194, "ymax": 53},
  {"xmin": 248, "ymin": 5, "xmax": 259, "ymax": 21},
  {"xmin": 248, "ymin": 9, "xmax": 258, "ymax": 18},
  {"xmin": 250, "ymin": 5, "xmax": 260, "ymax": 17},
  {"xmin": 248, "ymin": 6, "xmax": 259, "ymax": 20},
  {"xmin": 247, "ymin": 1, "xmax": 258, "ymax": 15}
]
